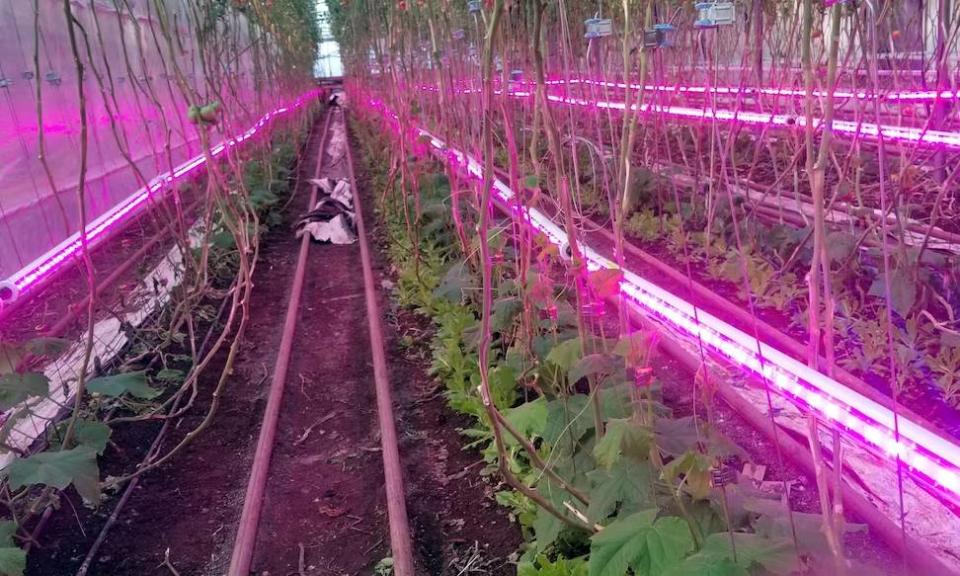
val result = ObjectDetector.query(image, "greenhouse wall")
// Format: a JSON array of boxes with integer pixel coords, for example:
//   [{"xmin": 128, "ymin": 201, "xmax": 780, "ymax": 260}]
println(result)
[{"xmin": 0, "ymin": 0, "xmax": 272, "ymax": 280}]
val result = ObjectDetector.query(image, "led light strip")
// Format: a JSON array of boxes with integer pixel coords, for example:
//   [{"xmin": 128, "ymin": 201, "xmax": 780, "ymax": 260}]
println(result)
[
  {"xmin": 421, "ymin": 80, "xmax": 960, "ymax": 103},
  {"xmin": 366, "ymin": 96, "xmax": 960, "ymax": 508},
  {"xmin": 4, "ymin": 90, "xmax": 322, "ymax": 300},
  {"xmin": 420, "ymin": 83, "xmax": 960, "ymax": 150},
  {"xmin": 538, "ymin": 92, "xmax": 960, "ymax": 150}
]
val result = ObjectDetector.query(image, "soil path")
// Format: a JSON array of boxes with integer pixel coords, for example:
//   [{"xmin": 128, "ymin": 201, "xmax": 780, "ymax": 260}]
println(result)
[{"xmin": 26, "ymin": 105, "xmax": 522, "ymax": 576}]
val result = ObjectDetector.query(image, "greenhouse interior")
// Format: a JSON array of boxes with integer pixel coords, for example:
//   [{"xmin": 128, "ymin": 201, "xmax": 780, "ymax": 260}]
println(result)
[{"xmin": 1, "ymin": 0, "xmax": 960, "ymax": 575}]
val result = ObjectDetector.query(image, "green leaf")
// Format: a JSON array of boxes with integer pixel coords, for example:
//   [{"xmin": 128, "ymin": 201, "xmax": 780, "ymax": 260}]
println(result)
[
  {"xmin": 504, "ymin": 397, "xmax": 547, "ymax": 441},
  {"xmin": 868, "ymin": 268, "xmax": 916, "ymax": 317},
  {"xmin": 86, "ymin": 371, "xmax": 160, "ymax": 399},
  {"xmin": 825, "ymin": 231, "xmax": 856, "ymax": 263},
  {"xmin": 589, "ymin": 509, "xmax": 657, "ymax": 576},
  {"xmin": 519, "ymin": 554, "xmax": 588, "ymax": 576},
  {"xmin": 0, "ymin": 547, "xmax": 25, "ymax": 576},
  {"xmin": 701, "ymin": 532, "xmax": 799, "ymax": 575},
  {"xmin": 543, "ymin": 395, "xmax": 592, "ymax": 447},
  {"xmin": 533, "ymin": 503, "xmax": 563, "ymax": 550},
  {"xmin": 433, "ymin": 261, "xmax": 473, "ymax": 303},
  {"xmin": 524, "ymin": 174, "xmax": 540, "ymax": 189},
  {"xmin": 654, "ymin": 417, "xmax": 701, "ymax": 458},
  {"xmin": 661, "ymin": 450, "xmax": 713, "ymax": 500},
  {"xmin": 0, "ymin": 344, "xmax": 24, "ymax": 376},
  {"xmin": 655, "ymin": 418, "xmax": 740, "ymax": 459},
  {"xmin": 0, "ymin": 523, "xmax": 15, "ymax": 547},
  {"xmin": 73, "ymin": 421, "xmax": 112, "ymax": 455},
  {"xmin": 155, "ymin": 368, "xmax": 186, "ymax": 383},
  {"xmin": 545, "ymin": 338, "xmax": 582, "ymax": 373},
  {"xmin": 593, "ymin": 419, "xmax": 651, "ymax": 470},
  {"xmin": 492, "ymin": 297, "xmax": 522, "ymax": 333},
  {"xmin": 586, "ymin": 462, "xmax": 653, "ymax": 523},
  {"xmin": 0, "ymin": 373, "xmax": 50, "ymax": 410},
  {"xmin": 661, "ymin": 554, "xmax": 747, "ymax": 576},
  {"xmin": 489, "ymin": 364, "xmax": 518, "ymax": 410},
  {"xmin": 8, "ymin": 448, "xmax": 100, "ymax": 504},
  {"xmin": 23, "ymin": 337, "xmax": 71, "ymax": 358},
  {"xmin": 747, "ymin": 497, "xmax": 865, "ymax": 556},
  {"xmin": 641, "ymin": 516, "xmax": 695, "ymax": 576},
  {"xmin": 569, "ymin": 354, "xmax": 621, "ymax": 385}
]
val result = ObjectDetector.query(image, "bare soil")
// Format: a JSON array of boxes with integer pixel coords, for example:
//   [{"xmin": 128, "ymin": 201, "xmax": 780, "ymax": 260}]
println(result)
[{"xmin": 25, "ymin": 108, "xmax": 522, "ymax": 575}]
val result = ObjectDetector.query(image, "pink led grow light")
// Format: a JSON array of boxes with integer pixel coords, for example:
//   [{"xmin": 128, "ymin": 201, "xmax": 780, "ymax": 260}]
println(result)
[
  {"xmin": 422, "ymin": 79, "xmax": 960, "ymax": 103},
  {"xmin": 420, "ymin": 82, "xmax": 960, "ymax": 150},
  {"xmin": 365, "ymin": 95, "xmax": 960, "ymax": 509},
  {"xmin": 4, "ymin": 90, "xmax": 322, "ymax": 301},
  {"xmin": 528, "ymin": 92, "xmax": 960, "ymax": 150}
]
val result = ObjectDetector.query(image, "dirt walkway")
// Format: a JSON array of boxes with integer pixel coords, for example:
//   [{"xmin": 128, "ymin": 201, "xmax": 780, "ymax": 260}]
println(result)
[{"xmin": 27, "ymin": 106, "xmax": 521, "ymax": 576}]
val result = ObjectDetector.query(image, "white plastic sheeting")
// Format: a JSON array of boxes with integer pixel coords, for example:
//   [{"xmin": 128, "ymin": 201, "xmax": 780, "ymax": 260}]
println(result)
[{"xmin": 0, "ymin": 0, "xmax": 278, "ymax": 279}]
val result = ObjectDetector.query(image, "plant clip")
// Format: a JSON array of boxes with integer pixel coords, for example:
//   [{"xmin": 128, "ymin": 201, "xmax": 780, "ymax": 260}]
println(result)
[
  {"xmin": 538, "ymin": 305, "xmax": 558, "ymax": 321},
  {"xmin": 628, "ymin": 365, "xmax": 654, "ymax": 388}
]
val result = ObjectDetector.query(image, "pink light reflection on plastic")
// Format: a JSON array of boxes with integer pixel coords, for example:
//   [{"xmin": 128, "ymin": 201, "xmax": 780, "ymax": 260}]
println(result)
[{"xmin": 11, "ymin": 91, "xmax": 322, "ymax": 294}]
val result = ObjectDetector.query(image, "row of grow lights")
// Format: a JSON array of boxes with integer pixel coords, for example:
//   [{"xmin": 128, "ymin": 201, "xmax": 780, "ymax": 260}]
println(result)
[{"xmin": 365, "ymin": 95, "xmax": 960, "ymax": 512}]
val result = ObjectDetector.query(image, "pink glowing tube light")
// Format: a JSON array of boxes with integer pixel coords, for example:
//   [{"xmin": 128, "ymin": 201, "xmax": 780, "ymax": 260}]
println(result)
[
  {"xmin": 533, "ymin": 92, "xmax": 960, "ymax": 150},
  {"xmin": 366, "ymin": 96, "xmax": 960, "ymax": 508},
  {"xmin": 2, "ymin": 90, "xmax": 322, "ymax": 303},
  {"xmin": 544, "ymin": 78, "xmax": 960, "ymax": 103},
  {"xmin": 419, "ymin": 82, "xmax": 960, "ymax": 150}
]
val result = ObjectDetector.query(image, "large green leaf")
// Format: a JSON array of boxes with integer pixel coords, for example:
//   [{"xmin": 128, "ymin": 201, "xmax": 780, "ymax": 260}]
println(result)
[
  {"xmin": 589, "ymin": 509, "xmax": 657, "ymax": 576},
  {"xmin": 492, "ymin": 297, "xmax": 523, "ymax": 333},
  {"xmin": 546, "ymin": 338, "xmax": 583, "ymax": 373},
  {"xmin": 654, "ymin": 418, "xmax": 740, "ymax": 459},
  {"xmin": 661, "ymin": 450, "xmax": 713, "ymax": 500},
  {"xmin": 533, "ymin": 504, "xmax": 563, "ymax": 551},
  {"xmin": 543, "ymin": 395, "xmax": 592, "ymax": 447},
  {"xmin": 654, "ymin": 416, "xmax": 701, "ymax": 457},
  {"xmin": 640, "ymin": 516, "xmax": 695, "ymax": 576},
  {"xmin": 661, "ymin": 554, "xmax": 747, "ymax": 576},
  {"xmin": 86, "ymin": 371, "xmax": 160, "ymax": 399},
  {"xmin": 433, "ymin": 261, "xmax": 473, "ymax": 303},
  {"xmin": 569, "ymin": 354, "xmax": 622, "ymax": 385},
  {"xmin": 700, "ymin": 532, "xmax": 799, "ymax": 575},
  {"xmin": 593, "ymin": 419, "xmax": 651, "ymax": 470},
  {"xmin": 0, "ymin": 547, "xmax": 25, "ymax": 576},
  {"xmin": 747, "ymin": 497, "xmax": 865, "ymax": 556},
  {"xmin": 0, "ymin": 521, "xmax": 25, "ymax": 576},
  {"xmin": 8, "ymin": 448, "xmax": 100, "ymax": 504},
  {"xmin": 586, "ymin": 462, "xmax": 653, "ymax": 523},
  {"xmin": 868, "ymin": 267, "xmax": 916, "ymax": 317},
  {"xmin": 504, "ymin": 397, "xmax": 547, "ymax": 441},
  {"xmin": 0, "ymin": 373, "xmax": 50, "ymax": 410},
  {"xmin": 22, "ymin": 337, "xmax": 71, "ymax": 358},
  {"xmin": 0, "ymin": 344, "xmax": 23, "ymax": 375},
  {"xmin": 73, "ymin": 421, "xmax": 112, "ymax": 455}
]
